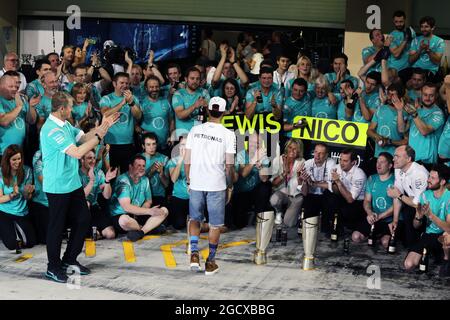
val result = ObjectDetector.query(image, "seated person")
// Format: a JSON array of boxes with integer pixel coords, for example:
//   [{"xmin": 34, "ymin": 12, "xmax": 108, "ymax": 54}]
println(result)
[
  {"xmin": 351, "ymin": 152, "xmax": 396, "ymax": 248},
  {"xmin": 109, "ymin": 154, "xmax": 168, "ymax": 241},
  {"xmin": 404, "ymin": 164, "xmax": 449, "ymax": 275},
  {"xmin": 79, "ymin": 150, "xmax": 118, "ymax": 240},
  {"xmin": 0, "ymin": 145, "xmax": 36, "ymax": 250},
  {"xmin": 270, "ymin": 138, "xmax": 306, "ymax": 227}
]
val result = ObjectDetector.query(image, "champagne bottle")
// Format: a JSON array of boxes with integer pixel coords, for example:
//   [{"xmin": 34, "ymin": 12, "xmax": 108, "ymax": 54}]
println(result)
[
  {"xmin": 419, "ymin": 248, "xmax": 429, "ymax": 273},
  {"xmin": 197, "ymin": 106, "xmax": 206, "ymax": 123},
  {"xmin": 297, "ymin": 208, "xmax": 304, "ymax": 237},
  {"xmin": 387, "ymin": 232, "xmax": 396, "ymax": 254},
  {"xmin": 16, "ymin": 239, "xmax": 22, "ymax": 254},
  {"xmin": 367, "ymin": 224, "xmax": 375, "ymax": 246},
  {"xmin": 331, "ymin": 213, "xmax": 338, "ymax": 241}
]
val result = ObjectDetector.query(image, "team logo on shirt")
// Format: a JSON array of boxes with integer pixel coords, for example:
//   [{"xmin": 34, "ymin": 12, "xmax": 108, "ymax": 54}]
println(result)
[
  {"xmin": 379, "ymin": 125, "xmax": 391, "ymax": 138},
  {"xmin": 415, "ymin": 179, "xmax": 425, "ymax": 189},
  {"xmin": 354, "ymin": 179, "xmax": 364, "ymax": 188},
  {"xmin": 14, "ymin": 117, "xmax": 24, "ymax": 130},
  {"xmin": 152, "ymin": 117, "xmax": 165, "ymax": 130},
  {"xmin": 375, "ymin": 197, "xmax": 387, "ymax": 210},
  {"xmin": 315, "ymin": 112, "xmax": 329, "ymax": 119},
  {"xmin": 118, "ymin": 112, "xmax": 128, "ymax": 124}
]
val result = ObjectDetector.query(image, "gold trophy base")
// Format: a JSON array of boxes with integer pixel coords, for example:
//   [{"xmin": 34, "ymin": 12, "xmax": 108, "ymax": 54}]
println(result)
[
  {"xmin": 253, "ymin": 250, "xmax": 267, "ymax": 265},
  {"xmin": 302, "ymin": 257, "xmax": 315, "ymax": 271}
]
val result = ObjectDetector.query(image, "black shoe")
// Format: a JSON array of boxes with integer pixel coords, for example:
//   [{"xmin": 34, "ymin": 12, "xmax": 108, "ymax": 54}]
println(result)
[
  {"xmin": 63, "ymin": 261, "xmax": 91, "ymax": 275},
  {"xmin": 149, "ymin": 224, "xmax": 166, "ymax": 235},
  {"xmin": 45, "ymin": 268, "xmax": 68, "ymax": 283},
  {"xmin": 127, "ymin": 230, "xmax": 145, "ymax": 241},
  {"xmin": 439, "ymin": 260, "xmax": 450, "ymax": 277}
]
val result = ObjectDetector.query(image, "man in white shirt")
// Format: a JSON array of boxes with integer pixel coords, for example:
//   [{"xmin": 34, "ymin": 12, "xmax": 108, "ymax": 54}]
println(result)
[
  {"xmin": 330, "ymin": 148, "xmax": 367, "ymax": 233},
  {"xmin": 184, "ymin": 96, "xmax": 236, "ymax": 275},
  {"xmin": 387, "ymin": 145, "xmax": 429, "ymax": 248},
  {"xmin": 273, "ymin": 53, "xmax": 295, "ymax": 92},
  {"xmin": 302, "ymin": 143, "xmax": 337, "ymax": 234},
  {"xmin": 0, "ymin": 52, "xmax": 27, "ymax": 92}
]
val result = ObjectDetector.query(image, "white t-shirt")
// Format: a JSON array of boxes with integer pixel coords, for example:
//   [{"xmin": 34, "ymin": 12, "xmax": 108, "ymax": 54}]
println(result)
[
  {"xmin": 250, "ymin": 53, "xmax": 264, "ymax": 75},
  {"xmin": 336, "ymin": 165, "xmax": 367, "ymax": 201},
  {"xmin": 273, "ymin": 70, "xmax": 295, "ymax": 89},
  {"xmin": 186, "ymin": 122, "xmax": 236, "ymax": 191},
  {"xmin": 303, "ymin": 158, "xmax": 337, "ymax": 195},
  {"xmin": 201, "ymin": 39, "xmax": 217, "ymax": 62},
  {"xmin": 270, "ymin": 156, "xmax": 305, "ymax": 196},
  {"xmin": 394, "ymin": 162, "xmax": 429, "ymax": 205}
]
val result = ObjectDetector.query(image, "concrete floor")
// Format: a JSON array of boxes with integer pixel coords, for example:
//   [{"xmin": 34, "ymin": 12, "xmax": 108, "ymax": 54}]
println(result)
[{"xmin": 0, "ymin": 227, "xmax": 448, "ymax": 300}]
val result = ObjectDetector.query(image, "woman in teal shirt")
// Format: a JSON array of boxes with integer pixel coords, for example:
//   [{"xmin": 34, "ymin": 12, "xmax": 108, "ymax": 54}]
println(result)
[
  {"xmin": 70, "ymin": 83, "xmax": 90, "ymax": 128},
  {"xmin": 0, "ymin": 145, "xmax": 36, "ymax": 250}
]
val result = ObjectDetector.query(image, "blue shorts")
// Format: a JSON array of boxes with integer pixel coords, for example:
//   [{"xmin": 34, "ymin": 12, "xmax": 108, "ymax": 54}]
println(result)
[{"xmin": 189, "ymin": 190, "xmax": 226, "ymax": 227}]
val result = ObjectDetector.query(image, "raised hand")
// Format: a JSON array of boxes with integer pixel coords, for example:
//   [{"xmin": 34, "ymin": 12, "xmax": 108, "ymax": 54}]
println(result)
[
  {"xmin": 88, "ymin": 166, "xmax": 95, "ymax": 181},
  {"xmin": 391, "ymin": 93, "xmax": 404, "ymax": 112},
  {"xmin": 29, "ymin": 94, "xmax": 41, "ymax": 108},
  {"xmin": 105, "ymin": 167, "xmax": 118, "ymax": 182}
]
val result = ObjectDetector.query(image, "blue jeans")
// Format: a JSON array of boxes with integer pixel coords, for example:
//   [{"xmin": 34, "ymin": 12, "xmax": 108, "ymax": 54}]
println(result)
[{"xmin": 189, "ymin": 190, "xmax": 226, "ymax": 227}]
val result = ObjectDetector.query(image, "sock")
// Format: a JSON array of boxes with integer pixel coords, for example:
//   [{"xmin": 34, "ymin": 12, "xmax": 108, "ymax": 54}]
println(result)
[
  {"xmin": 207, "ymin": 243, "xmax": 218, "ymax": 262},
  {"xmin": 190, "ymin": 236, "xmax": 199, "ymax": 253}
]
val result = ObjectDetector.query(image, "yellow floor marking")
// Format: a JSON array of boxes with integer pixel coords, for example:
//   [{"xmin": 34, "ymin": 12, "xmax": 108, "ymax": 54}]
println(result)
[
  {"xmin": 85, "ymin": 239, "xmax": 96, "ymax": 257},
  {"xmin": 14, "ymin": 253, "xmax": 33, "ymax": 263},
  {"xmin": 161, "ymin": 240, "xmax": 188, "ymax": 268},
  {"xmin": 142, "ymin": 235, "xmax": 161, "ymax": 241},
  {"xmin": 122, "ymin": 241, "xmax": 136, "ymax": 263}
]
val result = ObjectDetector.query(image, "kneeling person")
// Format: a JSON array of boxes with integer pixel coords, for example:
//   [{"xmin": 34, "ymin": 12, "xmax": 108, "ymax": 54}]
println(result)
[{"xmin": 109, "ymin": 154, "xmax": 168, "ymax": 241}]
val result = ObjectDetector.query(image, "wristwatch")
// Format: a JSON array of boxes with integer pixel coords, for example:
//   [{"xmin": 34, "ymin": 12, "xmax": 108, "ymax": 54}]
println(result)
[
  {"xmin": 397, "ymin": 194, "xmax": 404, "ymax": 201},
  {"xmin": 129, "ymin": 100, "xmax": 135, "ymax": 107},
  {"xmin": 95, "ymin": 133, "xmax": 102, "ymax": 142}
]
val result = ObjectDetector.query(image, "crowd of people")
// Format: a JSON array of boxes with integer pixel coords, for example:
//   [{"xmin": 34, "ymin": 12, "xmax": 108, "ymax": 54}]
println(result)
[{"xmin": 0, "ymin": 10, "xmax": 449, "ymax": 282}]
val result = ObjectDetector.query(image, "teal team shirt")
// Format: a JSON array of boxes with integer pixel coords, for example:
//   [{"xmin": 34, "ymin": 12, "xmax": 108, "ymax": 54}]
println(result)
[
  {"xmin": 25, "ymin": 79, "xmax": 45, "ymax": 99},
  {"xmin": 311, "ymin": 96, "xmax": 337, "ymax": 119},
  {"xmin": 71, "ymin": 102, "xmax": 89, "ymax": 124},
  {"xmin": 171, "ymin": 88, "xmax": 210, "ymax": 134},
  {"xmin": 234, "ymin": 150, "xmax": 262, "ymax": 193},
  {"xmin": 388, "ymin": 30, "xmax": 411, "ymax": 71},
  {"xmin": 324, "ymin": 72, "xmax": 359, "ymax": 94},
  {"xmin": 353, "ymin": 90, "xmax": 381, "ymax": 124},
  {"xmin": 438, "ymin": 118, "xmax": 450, "ymax": 166},
  {"xmin": 40, "ymin": 115, "xmax": 83, "ymax": 193},
  {"xmin": 337, "ymin": 99, "xmax": 352, "ymax": 121},
  {"xmin": 165, "ymin": 156, "xmax": 189, "ymax": 200},
  {"xmin": 32, "ymin": 150, "xmax": 48, "ymax": 207},
  {"xmin": 79, "ymin": 168, "xmax": 106, "ymax": 206},
  {"xmin": 420, "ymin": 189, "xmax": 450, "ymax": 235},
  {"xmin": 36, "ymin": 95, "xmax": 52, "ymax": 119},
  {"xmin": 410, "ymin": 35, "xmax": 446, "ymax": 73},
  {"xmin": 362, "ymin": 46, "xmax": 381, "ymax": 72},
  {"xmin": 0, "ymin": 166, "xmax": 33, "ymax": 216},
  {"xmin": 283, "ymin": 95, "xmax": 312, "ymax": 138},
  {"xmin": 0, "ymin": 96, "xmax": 29, "ymax": 155},
  {"xmin": 371, "ymin": 104, "xmax": 407, "ymax": 157},
  {"xmin": 100, "ymin": 93, "xmax": 139, "ymax": 145},
  {"xmin": 366, "ymin": 174, "xmax": 395, "ymax": 223},
  {"xmin": 142, "ymin": 152, "xmax": 169, "ymax": 197},
  {"xmin": 245, "ymin": 83, "xmax": 282, "ymax": 113},
  {"xmin": 408, "ymin": 105, "xmax": 444, "ymax": 164},
  {"xmin": 407, "ymin": 90, "xmax": 421, "ymax": 104},
  {"xmin": 130, "ymin": 82, "xmax": 146, "ymax": 101},
  {"xmin": 139, "ymin": 96, "xmax": 172, "ymax": 148},
  {"xmin": 109, "ymin": 173, "xmax": 152, "ymax": 216}
]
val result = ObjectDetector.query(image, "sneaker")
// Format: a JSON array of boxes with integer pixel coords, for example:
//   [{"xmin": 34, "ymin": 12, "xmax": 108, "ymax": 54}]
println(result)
[
  {"xmin": 127, "ymin": 230, "xmax": 145, "ymax": 242},
  {"xmin": 205, "ymin": 260, "xmax": 219, "ymax": 275},
  {"xmin": 62, "ymin": 261, "xmax": 91, "ymax": 275},
  {"xmin": 275, "ymin": 212, "xmax": 283, "ymax": 225},
  {"xmin": 149, "ymin": 224, "xmax": 167, "ymax": 235},
  {"xmin": 45, "ymin": 268, "xmax": 68, "ymax": 283},
  {"xmin": 439, "ymin": 260, "xmax": 450, "ymax": 277},
  {"xmin": 190, "ymin": 252, "xmax": 201, "ymax": 272}
]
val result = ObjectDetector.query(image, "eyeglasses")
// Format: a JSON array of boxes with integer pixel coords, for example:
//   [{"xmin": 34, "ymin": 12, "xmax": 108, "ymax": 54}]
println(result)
[{"xmin": 7, "ymin": 59, "xmax": 19, "ymax": 62}]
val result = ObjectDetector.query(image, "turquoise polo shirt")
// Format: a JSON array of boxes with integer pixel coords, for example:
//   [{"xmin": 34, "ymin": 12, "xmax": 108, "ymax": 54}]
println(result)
[
  {"xmin": 71, "ymin": 102, "xmax": 89, "ymax": 124},
  {"xmin": 40, "ymin": 114, "xmax": 84, "ymax": 193},
  {"xmin": 362, "ymin": 46, "xmax": 381, "ymax": 73},
  {"xmin": 353, "ymin": 90, "xmax": 381, "ymax": 124},
  {"xmin": 142, "ymin": 152, "xmax": 169, "ymax": 197},
  {"xmin": 325, "ymin": 72, "xmax": 359, "ymax": 94},
  {"xmin": 438, "ymin": 118, "xmax": 450, "ymax": 166},
  {"xmin": 245, "ymin": 83, "xmax": 282, "ymax": 113},
  {"xmin": 420, "ymin": 189, "xmax": 450, "ymax": 235},
  {"xmin": 408, "ymin": 104, "xmax": 444, "ymax": 164},
  {"xmin": 0, "ymin": 96, "xmax": 29, "ymax": 155},
  {"xmin": 79, "ymin": 168, "xmax": 106, "ymax": 206},
  {"xmin": 130, "ymin": 81, "xmax": 146, "ymax": 101},
  {"xmin": 0, "ymin": 166, "xmax": 33, "ymax": 216},
  {"xmin": 165, "ymin": 156, "xmax": 189, "ymax": 200},
  {"xmin": 139, "ymin": 96, "xmax": 172, "ymax": 148},
  {"xmin": 25, "ymin": 79, "xmax": 44, "ymax": 99},
  {"xmin": 283, "ymin": 95, "xmax": 312, "ymax": 138},
  {"xmin": 234, "ymin": 150, "xmax": 262, "ymax": 193},
  {"xmin": 388, "ymin": 30, "xmax": 411, "ymax": 71},
  {"xmin": 172, "ymin": 88, "xmax": 210, "ymax": 134},
  {"xmin": 109, "ymin": 173, "xmax": 152, "ymax": 216},
  {"xmin": 100, "ymin": 92, "xmax": 139, "ymax": 145},
  {"xmin": 410, "ymin": 35, "xmax": 446, "ymax": 74},
  {"xmin": 366, "ymin": 174, "xmax": 395, "ymax": 223},
  {"xmin": 32, "ymin": 150, "xmax": 48, "ymax": 207},
  {"xmin": 36, "ymin": 95, "xmax": 52, "ymax": 120},
  {"xmin": 311, "ymin": 96, "xmax": 338, "ymax": 119}
]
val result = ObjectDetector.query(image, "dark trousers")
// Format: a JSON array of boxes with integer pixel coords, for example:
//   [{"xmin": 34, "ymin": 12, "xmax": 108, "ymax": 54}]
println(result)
[
  {"xmin": 46, "ymin": 188, "xmax": 90, "ymax": 270},
  {"xmin": 402, "ymin": 205, "xmax": 425, "ymax": 249},
  {"xmin": 169, "ymin": 196, "xmax": 189, "ymax": 230},
  {"xmin": 29, "ymin": 201, "xmax": 49, "ymax": 245},
  {"xmin": 109, "ymin": 144, "xmax": 135, "ymax": 175},
  {"xmin": 0, "ymin": 211, "xmax": 36, "ymax": 250},
  {"xmin": 303, "ymin": 191, "xmax": 337, "ymax": 232},
  {"xmin": 230, "ymin": 182, "xmax": 272, "ymax": 229}
]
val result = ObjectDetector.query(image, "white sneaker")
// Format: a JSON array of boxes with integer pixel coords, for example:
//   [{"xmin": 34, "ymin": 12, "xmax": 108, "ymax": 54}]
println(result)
[{"xmin": 275, "ymin": 212, "xmax": 283, "ymax": 225}]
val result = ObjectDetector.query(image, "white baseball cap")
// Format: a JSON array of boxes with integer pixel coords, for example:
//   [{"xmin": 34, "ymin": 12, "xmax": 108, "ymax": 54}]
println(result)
[{"xmin": 208, "ymin": 96, "xmax": 227, "ymax": 112}]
